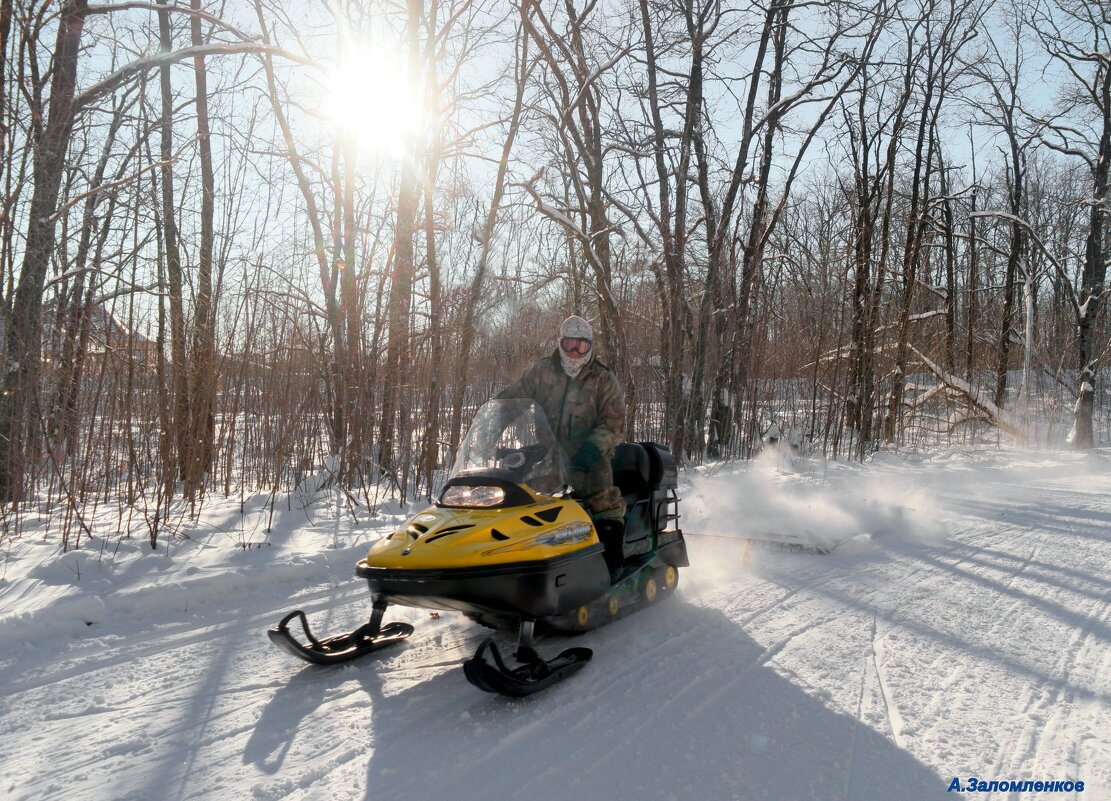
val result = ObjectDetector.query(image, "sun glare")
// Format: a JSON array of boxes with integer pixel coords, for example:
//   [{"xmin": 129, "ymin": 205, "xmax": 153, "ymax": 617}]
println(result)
[{"xmin": 325, "ymin": 46, "xmax": 426, "ymax": 158}]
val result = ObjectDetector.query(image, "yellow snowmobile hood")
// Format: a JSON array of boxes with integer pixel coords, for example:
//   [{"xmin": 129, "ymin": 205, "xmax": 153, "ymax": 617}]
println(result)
[{"xmin": 365, "ymin": 488, "xmax": 598, "ymax": 570}]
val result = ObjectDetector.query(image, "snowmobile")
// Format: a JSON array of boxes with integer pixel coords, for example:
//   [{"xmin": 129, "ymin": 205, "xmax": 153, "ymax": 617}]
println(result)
[{"xmin": 269, "ymin": 397, "xmax": 688, "ymax": 696}]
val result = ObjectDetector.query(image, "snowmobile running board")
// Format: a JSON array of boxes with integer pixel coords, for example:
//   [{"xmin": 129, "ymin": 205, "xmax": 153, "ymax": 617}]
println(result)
[{"xmin": 267, "ymin": 608, "xmax": 414, "ymax": 666}]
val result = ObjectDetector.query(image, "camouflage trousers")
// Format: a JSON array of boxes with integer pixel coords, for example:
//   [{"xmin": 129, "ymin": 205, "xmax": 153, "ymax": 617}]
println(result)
[{"xmin": 571, "ymin": 456, "xmax": 625, "ymax": 521}]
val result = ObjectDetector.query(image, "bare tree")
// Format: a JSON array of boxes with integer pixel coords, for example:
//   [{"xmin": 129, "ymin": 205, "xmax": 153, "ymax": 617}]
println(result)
[
  {"xmin": 379, "ymin": 0, "xmax": 425, "ymax": 494},
  {"xmin": 0, "ymin": 0, "xmax": 89, "ymax": 501},
  {"xmin": 520, "ymin": 0, "xmax": 634, "ymax": 426},
  {"xmin": 0, "ymin": 1, "xmax": 266, "ymax": 501},
  {"xmin": 48, "ymin": 87, "xmax": 139, "ymax": 462},
  {"xmin": 883, "ymin": 0, "xmax": 981, "ymax": 443},
  {"xmin": 253, "ymin": 0, "xmax": 354, "ymax": 471},
  {"xmin": 181, "ymin": 0, "xmax": 218, "ymax": 500},
  {"xmin": 1028, "ymin": 0, "xmax": 1109, "ymax": 448},
  {"xmin": 448, "ymin": 8, "xmax": 529, "ymax": 454},
  {"xmin": 154, "ymin": 0, "xmax": 191, "ymax": 490},
  {"xmin": 964, "ymin": 1, "xmax": 1037, "ymax": 414},
  {"xmin": 629, "ymin": 0, "xmax": 707, "ymax": 458},
  {"xmin": 0, "ymin": 0, "xmax": 12, "ymax": 190},
  {"xmin": 688, "ymin": 0, "xmax": 881, "ymax": 458}
]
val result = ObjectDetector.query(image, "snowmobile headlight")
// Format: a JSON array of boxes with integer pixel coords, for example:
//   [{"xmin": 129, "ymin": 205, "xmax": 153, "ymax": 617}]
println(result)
[{"xmin": 440, "ymin": 484, "xmax": 506, "ymax": 508}]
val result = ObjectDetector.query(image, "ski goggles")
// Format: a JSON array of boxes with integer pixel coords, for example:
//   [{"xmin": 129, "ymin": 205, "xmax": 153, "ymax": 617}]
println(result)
[{"xmin": 560, "ymin": 337, "xmax": 592, "ymax": 356}]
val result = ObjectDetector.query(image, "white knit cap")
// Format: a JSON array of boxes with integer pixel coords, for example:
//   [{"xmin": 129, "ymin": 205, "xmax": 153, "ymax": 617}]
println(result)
[{"xmin": 559, "ymin": 315, "xmax": 593, "ymax": 341}]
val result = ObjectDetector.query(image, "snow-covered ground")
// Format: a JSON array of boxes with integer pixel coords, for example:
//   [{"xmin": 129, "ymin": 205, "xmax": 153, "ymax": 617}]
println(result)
[{"xmin": 1, "ymin": 448, "xmax": 1108, "ymax": 801}]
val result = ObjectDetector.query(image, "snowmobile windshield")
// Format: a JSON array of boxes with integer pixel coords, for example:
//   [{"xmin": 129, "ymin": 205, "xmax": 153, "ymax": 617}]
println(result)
[{"xmin": 449, "ymin": 398, "xmax": 571, "ymax": 497}]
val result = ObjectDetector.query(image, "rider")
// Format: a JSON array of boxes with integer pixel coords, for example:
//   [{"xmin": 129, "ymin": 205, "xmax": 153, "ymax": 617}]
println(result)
[{"xmin": 497, "ymin": 315, "xmax": 626, "ymax": 525}]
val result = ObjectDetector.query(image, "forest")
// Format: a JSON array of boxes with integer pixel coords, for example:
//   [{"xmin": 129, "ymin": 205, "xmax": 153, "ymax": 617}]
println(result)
[{"xmin": 0, "ymin": 0, "xmax": 1107, "ymax": 545}]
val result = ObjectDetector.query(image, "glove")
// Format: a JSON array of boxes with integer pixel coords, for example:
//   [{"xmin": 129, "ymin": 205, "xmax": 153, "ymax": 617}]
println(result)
[{"xmin": 571, "ymin": 441, "xmax": 603, "ymax": 472}]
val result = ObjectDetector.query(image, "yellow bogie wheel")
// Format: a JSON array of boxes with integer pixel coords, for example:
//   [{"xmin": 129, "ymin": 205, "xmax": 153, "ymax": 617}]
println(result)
[
  {"xmin": 663, "ymin": 565, "xmax": 679, "ymax": 591},
  {"xmin": 607, "ymin": 595, "xmax": 620, "ymax": 618},
  {"xmin": 643, "ymin": 576, "xmax": 658, "ymax": 604},
  {"xmin": 575, "ymin": 605, "xmax": 590, "ymax": 628}
]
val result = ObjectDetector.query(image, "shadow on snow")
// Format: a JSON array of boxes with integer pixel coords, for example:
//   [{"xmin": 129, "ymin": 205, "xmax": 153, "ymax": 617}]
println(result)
[{"xmin": 246, "ymin": 599, "xmax": 944, "ymax": 801}]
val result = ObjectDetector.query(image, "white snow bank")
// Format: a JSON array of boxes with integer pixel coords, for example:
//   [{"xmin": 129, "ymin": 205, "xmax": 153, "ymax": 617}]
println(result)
[{"xmin": 0, "ymin": 447, "xmax": 1108, "ymax": 801}]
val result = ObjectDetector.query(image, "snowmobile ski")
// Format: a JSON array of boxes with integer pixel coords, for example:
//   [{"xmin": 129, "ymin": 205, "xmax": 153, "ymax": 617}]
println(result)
[
  {"xmin": 267, "ymin": 608, "xmax": 413, "ymax": 665},
  {"xmin": 463, "ymin": 637, "xmax": 592, "ymax": 697}
]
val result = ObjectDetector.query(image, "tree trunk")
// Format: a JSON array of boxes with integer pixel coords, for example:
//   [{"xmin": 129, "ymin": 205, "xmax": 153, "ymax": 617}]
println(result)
[
  {"xmin": 645, "ymin": 0, "xmax": 704, "ymax": 460},
  {"xmin": 0, "ymin": 0, "xmax": 88, "ymax": 501},
  {"xmin": 0, "ymin": 0, "xmax": 12, "ymax": 185},
  {"xmin": 420, "ymin": 8, "xmax": 444, "ymax": 500},
  {"xmin": 338, "ymin": 132, "xmax": 359, "ymax": 477},
  {"xmin": 846, "ymin": 36, "xmax": 912, "ymax": 457},
  {"xmin": 1071, "ymin": 62, "xmax": 1109, "ymax": 449},
  {"xmin": 49, "ymin": 92, "xmax": 130, "ymax": 459},
  {"xmin": 688, "ymin": 0, "xmax": 781, "ymax": 460},
  {"xmin": 994, "ymin": 148, "xmax": 1023, "ymax": 411},
  {"xmin": 380, "ymin": 0, "xmax": 423, "ymax": 485},
  {"xmin": 939, "ymin": 151, "xmax": 957, "ymax": 374},
  {"xmin": 184, "ymin": 0, "xmax": 217, "ymax": 499},
  {"xmin": 966, "ymin": 138, "xmax": 979, "ymax": 383},
  {"xmin": 712, "ymin": 2, "xmax": 789, "ymax": 458},
  {"xmin": 884, "ymin": 0, "xmax": 960, "ymax": 444},
  {"xmin": 156, "ymin": 0, "xmax": 190, "ymax": 486}
]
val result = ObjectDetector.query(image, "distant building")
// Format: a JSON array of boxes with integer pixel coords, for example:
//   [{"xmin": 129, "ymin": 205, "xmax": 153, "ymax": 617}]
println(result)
[{"xmin": 42, "ymin": 301, "xmax": 159, "ymax": 368}]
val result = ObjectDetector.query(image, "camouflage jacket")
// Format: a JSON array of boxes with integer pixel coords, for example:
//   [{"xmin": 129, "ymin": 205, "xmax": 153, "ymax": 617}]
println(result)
[{"xmin": 498, "ymin": 351, "xmax": 625, "ymax": 459}]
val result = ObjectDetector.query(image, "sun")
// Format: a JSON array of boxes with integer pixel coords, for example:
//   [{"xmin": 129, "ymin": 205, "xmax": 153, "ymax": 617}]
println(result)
[{"xmin": 324, "ymin": 45, "xmax": 427, "ymax": 157}]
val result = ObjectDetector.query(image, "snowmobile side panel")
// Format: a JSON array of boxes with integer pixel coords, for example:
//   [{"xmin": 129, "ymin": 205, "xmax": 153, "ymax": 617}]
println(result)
[
  {"xmin": 541, "ymin": 559, "xmax": 682, "ymax": 634},
  {"xmin": 620, "ymin": 512, "xmax": 653, "ymax": 558},
  {"xmin": 357, "ymin": 544, "xmax": 610, "ymax": 619}
]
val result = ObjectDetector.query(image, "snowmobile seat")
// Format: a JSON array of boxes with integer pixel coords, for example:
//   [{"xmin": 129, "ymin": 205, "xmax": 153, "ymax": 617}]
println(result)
[
  {"xmin": 610, "ymin": 443, "xmax": 655, "ymax": 564},
  {"xmin": 612, "ymin": 442, "xmax": 651, "ymax": 503},
  {"xmin": 639, "ymin": 442, "xmax": 677, "ymax": 490},
  {"xmin": 635, "ymin": 442, "xmax": 679, "ymax": 541}
]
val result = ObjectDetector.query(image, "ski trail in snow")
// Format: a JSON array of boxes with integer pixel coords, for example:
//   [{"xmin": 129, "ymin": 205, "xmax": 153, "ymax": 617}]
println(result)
[
  {"xmin": 751, "ymin": 612, "xmax": 841, "ymax": 668},
  {"xmin": 870, "ymin": 614, "xmax": 906, "ymax": 750},
  {"xmin": 1005, "ymin": 594, "xmax": 1110, "ymax": 786}
]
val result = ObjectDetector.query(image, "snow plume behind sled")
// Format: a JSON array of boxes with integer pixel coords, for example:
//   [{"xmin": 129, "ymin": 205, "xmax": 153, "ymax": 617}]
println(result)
[{"xmin": 683, "ymin": 456, "xmax": 946, "ymax": 559}]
